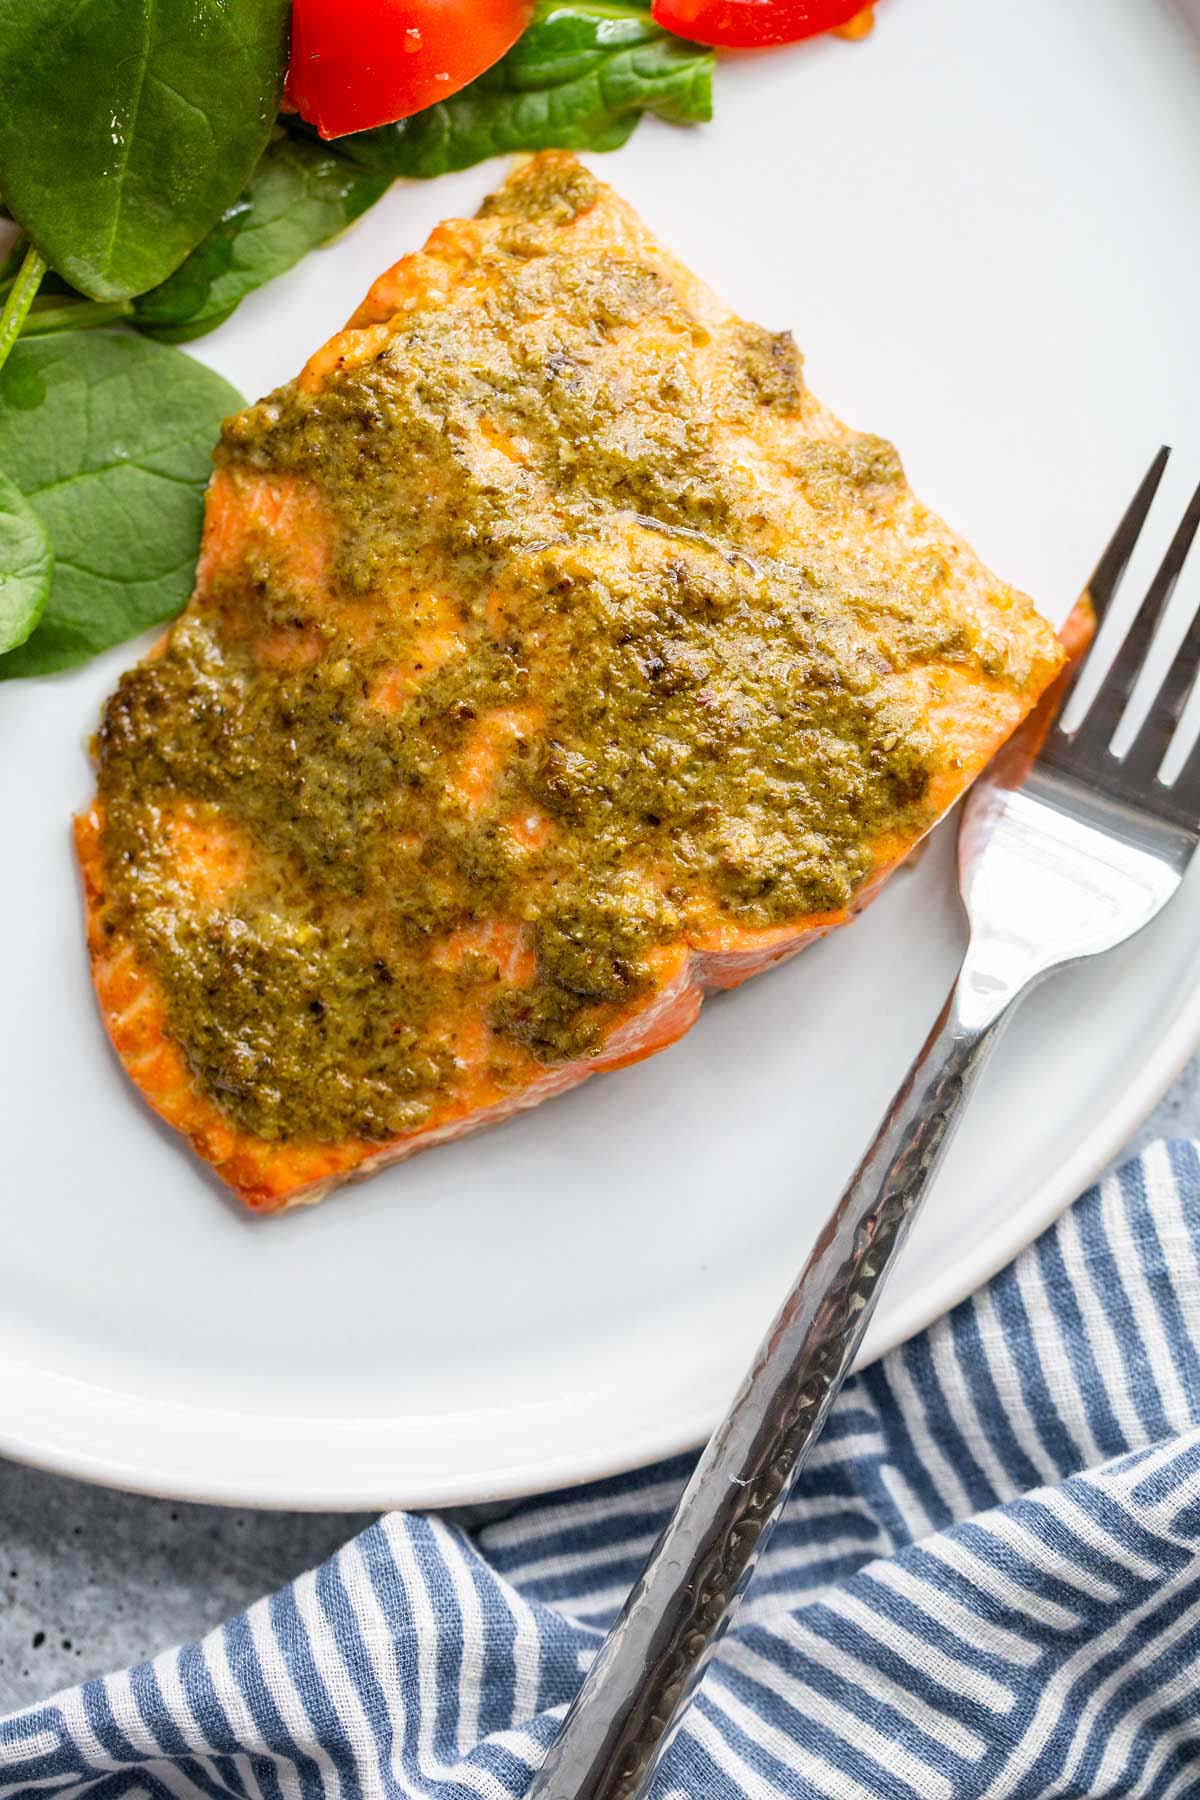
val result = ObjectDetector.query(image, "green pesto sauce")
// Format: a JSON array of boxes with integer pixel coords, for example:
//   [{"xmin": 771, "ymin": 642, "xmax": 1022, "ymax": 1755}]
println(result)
[{"xmin": 95, "ymin": 160, "xmax": 1022, "ymax": 1145}]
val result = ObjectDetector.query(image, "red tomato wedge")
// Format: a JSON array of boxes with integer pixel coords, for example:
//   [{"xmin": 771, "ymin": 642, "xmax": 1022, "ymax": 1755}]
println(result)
[
  {"xmin": 651, "ymin": 0, "xmax": 868, "ymax": 47},
  {"xmin": 286, "ymin": 0, "xmax": 534, "ymax": 140}
]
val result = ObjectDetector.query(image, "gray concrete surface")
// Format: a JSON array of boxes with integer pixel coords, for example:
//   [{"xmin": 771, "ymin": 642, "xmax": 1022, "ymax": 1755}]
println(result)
[{"xmin": 3, "ymin": 1057, "xmax": 1199, "ymax": 1717}]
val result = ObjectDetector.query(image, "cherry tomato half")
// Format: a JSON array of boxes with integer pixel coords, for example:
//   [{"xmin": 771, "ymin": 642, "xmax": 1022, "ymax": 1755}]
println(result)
[
  {"xmin": 650, "ymin": 0, "xmax": 869, "ymax": 48},
  {"xmin": 286, "ymin": 0, "xmax": 535, "ymax": 140}
]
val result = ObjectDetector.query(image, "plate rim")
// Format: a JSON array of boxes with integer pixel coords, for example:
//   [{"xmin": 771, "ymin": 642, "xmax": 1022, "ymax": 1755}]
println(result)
[
  {"xmin": 7, "ymin": 6, "xmax": 1200, "ymax": 1513},
  {"xmin": 3, "ymin": 960, "xmax": 1198, "ymax": 1511}
]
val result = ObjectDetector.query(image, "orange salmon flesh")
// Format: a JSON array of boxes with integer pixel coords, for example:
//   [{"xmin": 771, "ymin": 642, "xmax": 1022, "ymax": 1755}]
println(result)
[{"xmin": 77, "ymin": 153, "xmax": 1065, "ymax": 1211}]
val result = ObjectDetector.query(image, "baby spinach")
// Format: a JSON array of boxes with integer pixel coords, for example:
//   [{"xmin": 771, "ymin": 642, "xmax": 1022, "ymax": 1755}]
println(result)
[
  {"xmin": 134, "ymin": 135, "xmax": 391, "ymax": 344},
  {"xmin": 131, "ymin": 2, "xmax": 711, "ymax": 339},
  {"xmin": 0, "ymin": 0, "xmax": 290, "ymax": 303},
  {"xmin": 0, "ymin": 467, "xmax": 51, "ymax": 654},
  {"xmin": 0, "ymin": 0, "xmax": 719, "ymax": 679},
  {"xmin": 0, "ymin": 2, "xmax": 712, "ymax": 344},
  {"xmin": 312, "ymin": 3, "xmax": 713, "ymax": 183},
  {"xmin": 0, "ymin": 332, "xmax": 242, "ymax": 678}
]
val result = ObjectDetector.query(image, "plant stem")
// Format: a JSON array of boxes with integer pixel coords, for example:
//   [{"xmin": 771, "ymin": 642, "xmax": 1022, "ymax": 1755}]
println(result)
[
  {"xmin": 22, "ymin": 297, "xmax": 133, "ymax": 335},
  {"xmin": 0, "ymin": 242, "xmax": 46, "ymax": 375}
]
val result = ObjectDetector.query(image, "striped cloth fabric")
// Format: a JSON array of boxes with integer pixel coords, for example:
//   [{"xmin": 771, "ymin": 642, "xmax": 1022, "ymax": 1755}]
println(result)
[{"xmin": 6, "ymin": 1141, "xmax": 1200, "ymax": 1799}]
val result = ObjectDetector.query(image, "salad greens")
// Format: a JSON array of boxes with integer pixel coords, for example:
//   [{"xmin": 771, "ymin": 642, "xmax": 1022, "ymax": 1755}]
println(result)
[
  {"xmin": 0, "ymin": 0, "xmax": 714, "ymax": 675},
  {"xmin": 0, "ymin": 334, "xmax": 242, "ymax": 678},
  {"xmin": 0, "ymin": 0, "xmax": 290, "ymax": 302},
  {"xmin": 335, "ymin": 3, "xmax": 713, "ymax": 179},
  {"xmin": 0, "ymin": 466, "xmax": 51, "ymax": 655},
  {"xmin": 133, "ymin": 135, "xmax": 392, "ymax": 344},
  {"xmin": 135, "ymin": 2, "xmax": 712, "ymax": 342}
]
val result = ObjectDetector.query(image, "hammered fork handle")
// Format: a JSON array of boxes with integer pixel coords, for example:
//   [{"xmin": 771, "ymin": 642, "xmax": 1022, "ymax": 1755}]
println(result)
[{"xmin": 527, "ymin": 949, "xmax": 1020, "ymax": 1800}]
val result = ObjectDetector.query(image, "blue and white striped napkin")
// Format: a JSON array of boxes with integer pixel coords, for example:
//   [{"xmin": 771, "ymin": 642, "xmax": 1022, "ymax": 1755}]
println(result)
[{"xmin": 6, "ymin": 1140, "xmax": 1200, "ymax": 1799}]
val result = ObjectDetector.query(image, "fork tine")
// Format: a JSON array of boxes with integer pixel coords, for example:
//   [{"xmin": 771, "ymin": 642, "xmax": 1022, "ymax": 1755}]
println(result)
[
  {"xmin": 1122, "ymin": 476, "xmax": 1200, "ymax": 782},
  {"xmin": 1055, "ymin": 447, "xmax": 1169, "ymax": 719},
  {"xmin": 1068, "ymin": 451, "xmax": 1190, "ymax": 752},
  {"xmin": 1084, "ymin": 446, "xmax": 1171, "ymax": 624}
]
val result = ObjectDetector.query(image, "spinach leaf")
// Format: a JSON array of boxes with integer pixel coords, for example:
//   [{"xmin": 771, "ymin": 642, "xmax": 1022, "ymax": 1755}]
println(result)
[
  {"xmin": 0, "ymin": 332, "xmax": 242, "ymax": 678},
  {"xmin": 331, "ymin": 1, "xmax": 713, "ymax": 180},
  {"xmin": 0, "ymin": 0, "xmax": 290, "ymax": 303},
  {"xmin": 135, "ymin": 3, "xmax": 711, "ymax": 340},
  {"xmin": 0, "ymin": 466, "xmax": 51, "ymax": 654},
  {"xmin": 133, "ymin": 134, "xmax": 391, "ymax": 344}
]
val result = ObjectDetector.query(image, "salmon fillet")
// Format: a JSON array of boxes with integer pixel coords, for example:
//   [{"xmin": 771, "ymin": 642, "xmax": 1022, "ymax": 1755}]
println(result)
[{"xmin": 78, "ymin": 152, "xmax": 1065, "ymax": 1212}]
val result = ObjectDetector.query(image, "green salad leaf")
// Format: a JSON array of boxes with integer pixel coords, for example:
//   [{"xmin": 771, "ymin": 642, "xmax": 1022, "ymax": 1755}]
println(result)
[
  {"xmin": 0, "ymin": 0, "xmax": 721, "ymax": 681},
  {"xmin": 0, "ymin": 0, "xmax": 290, "ymax": 303},
  {"xmin": 131, "ymin": 2, "xmax": 712, "ymax": 340},
  {"xmin": 0, "ymin": 465, "xmax": 51, "ymax": 654},
  {"xmin": 324, "ymin": 2, "xmax": 714, "ymax": 180},
  {"xmin": 133, "ymin": 134, "xmax": 392, "ymax": 344},
  {"xmin": 0, "ymin": 2, "xmax": 711, "ymax": 343},
  {"xmin": 0, "ymin": 332, "xmax": 242, "ymax": 678}
]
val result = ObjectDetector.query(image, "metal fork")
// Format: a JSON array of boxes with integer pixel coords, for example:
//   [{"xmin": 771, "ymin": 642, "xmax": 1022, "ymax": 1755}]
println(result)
[{"xmin": 527, "ymin": 449, "xmax": 1200, "ymax": 1800}]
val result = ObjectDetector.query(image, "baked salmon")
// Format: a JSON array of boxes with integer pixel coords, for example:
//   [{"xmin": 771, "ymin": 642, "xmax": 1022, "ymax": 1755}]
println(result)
[{"xmin": 78, "ymin": 152, "xmax": 1065, "ymax": 1212}]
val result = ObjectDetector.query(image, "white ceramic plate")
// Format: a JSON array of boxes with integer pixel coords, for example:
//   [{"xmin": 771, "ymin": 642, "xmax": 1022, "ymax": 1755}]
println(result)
[{"xmin": 4, "ymin": 0, "xmax": 1200, "ymax": 1510}]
